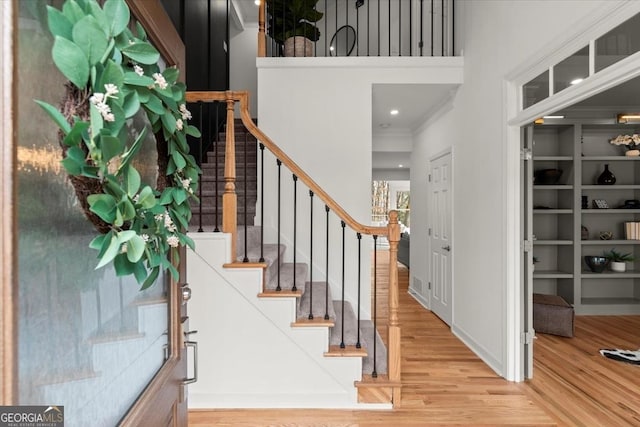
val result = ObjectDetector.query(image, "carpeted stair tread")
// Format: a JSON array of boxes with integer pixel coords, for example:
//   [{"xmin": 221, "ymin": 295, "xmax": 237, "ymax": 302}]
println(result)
[
  {"xmin": 265, "ymin": 263, "xmax": 308, "ymax": 293},
  {"xmin": 297, "ymin": 282, "xmax": 337, "ymax": 321},
  {"xmin": 330, "ymin": 300, "xmax": 362, "ymax": 347},
  {"xmin": 360, "ymin": 320, "xmax": 388, "ymax": 375}
]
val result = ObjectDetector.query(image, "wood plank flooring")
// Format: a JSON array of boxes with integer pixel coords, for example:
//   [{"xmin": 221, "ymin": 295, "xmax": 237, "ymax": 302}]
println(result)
[{"xmin": 189, "ymin": 251, "xmax": 640, "ymax": 426}]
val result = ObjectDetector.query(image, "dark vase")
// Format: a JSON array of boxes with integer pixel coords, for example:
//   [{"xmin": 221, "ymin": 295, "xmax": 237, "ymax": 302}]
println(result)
[{"xmin": 597, "ymin": 164, "xmax": 616, "ymax": 185}]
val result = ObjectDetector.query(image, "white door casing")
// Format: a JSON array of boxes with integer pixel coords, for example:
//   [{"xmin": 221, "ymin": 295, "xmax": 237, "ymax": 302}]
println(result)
[{"xmin": 429, "ymin": 151, "xmax": 453, "ymax": 325}]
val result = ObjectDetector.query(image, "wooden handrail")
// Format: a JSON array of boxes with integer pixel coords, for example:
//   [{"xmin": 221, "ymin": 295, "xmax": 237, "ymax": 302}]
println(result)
[
  {"xmin": 258, "ymin": 0, "xmax": 266, "ymax": 57},
  {"xmin": 186, "ymin": 91, "xmax": 388, "ymax": 238}
]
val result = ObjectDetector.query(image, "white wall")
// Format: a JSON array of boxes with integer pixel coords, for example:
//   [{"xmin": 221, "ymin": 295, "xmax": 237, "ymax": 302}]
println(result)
[
  {"xmin": 230, "ymin": 22, "xmax": 258, "ymax": 116},
  {"xmin": 257, "ymin": 57, "xmax": 463, "ymax": 318},
  {"xmin": 411, "ymin": 0, "xmax": 614, "ymax": 377}
]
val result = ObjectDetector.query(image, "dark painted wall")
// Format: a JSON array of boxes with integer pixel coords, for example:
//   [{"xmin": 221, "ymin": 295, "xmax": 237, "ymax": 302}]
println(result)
[{"xmin": 162, "ymin": 0, "xmax": 230, "ymax": 162}]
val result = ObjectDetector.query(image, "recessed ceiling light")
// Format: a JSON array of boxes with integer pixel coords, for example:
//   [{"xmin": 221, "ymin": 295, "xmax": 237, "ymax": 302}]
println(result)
[
  {"xmin": 543, "ymin": 115, "xmax": 565, "ymax": 119},
  {"xmin": 570, "ymin": 78, "xmax": 583, "ymax": 85},
  {"xmin": 255, "ymin": 0, "xmax": 261, "ymax": 5},
  {"xmin": 398, "ymin": 164, "xmax": 404, "ymax": 168},
  {"xmin": 390, "ymin": 109, "xmax": 399, "ymax": 115}
]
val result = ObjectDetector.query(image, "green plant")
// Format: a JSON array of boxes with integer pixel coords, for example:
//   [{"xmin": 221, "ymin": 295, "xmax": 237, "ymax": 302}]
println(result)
[
  {"xmin": 603, "ymin": 248, "xmax": 634, "ymax": 262},
  {"xmin": 266, "ymin": 0, "xmax": 324, "ymax": 44},
  {"xmin": 36, "ymin": 0, "xmax": 201, "ymax": 289}
]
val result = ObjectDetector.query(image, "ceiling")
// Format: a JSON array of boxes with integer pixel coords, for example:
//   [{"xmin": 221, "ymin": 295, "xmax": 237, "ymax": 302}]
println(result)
[{"xmin": 233, "ymin": 0, "xmax": 259, "ymax": 25}]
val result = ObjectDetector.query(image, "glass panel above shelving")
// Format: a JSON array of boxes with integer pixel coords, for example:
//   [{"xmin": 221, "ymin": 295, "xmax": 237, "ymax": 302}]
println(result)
[
  {"xmin": 595, "ymin": 12, "xmax": 640, "ymax": 73},
  {"xmin": 553, "ymin": 46, "xmax": 589, "ymax": 94},
  {"xmin": 523, "ymin": 70, "xmax": 549, "ymax": 109}
]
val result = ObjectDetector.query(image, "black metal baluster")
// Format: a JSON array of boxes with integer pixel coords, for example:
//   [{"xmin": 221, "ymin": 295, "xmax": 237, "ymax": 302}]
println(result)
[
  {"xmin": 345, "ymin": 0, "xmax": 348, "ymax": 57},
  {"xmin": 197, "ymin": 103, "xmax": 203, "ymax": 232},
  {"xmin": 388, "ymin": 0, "xmax": 391, "ymax": 55},
  {"xmin": 243, "ymin": 129, "xmax": 249, "ymax": 262},
  {"xmin": 214, "ymin": 103, "xmax": 220, "ymax": 232},
  {"xmin": 431, "ymin": 0, "xmax": 434, "ymax": 56},
  {"xmin": 367, "ymin": 0, "xmax": 370, "ymax": 56},
  {"xmin": 340, "ymin": 220, "xmax": 346, "ymax": 349},
  {"xmin": 398, "ymin": 0, "xmax": 401, "ymax": 56},
  {"xmin": 335, "ymin": 0, "xmax": 338, "ymax": 56},
  {"xmin": 292, "ymin": 174, "xmax": 298, "ymax": 291},
  {"xmin": 259, "ymin": 143, "xmax": 265, "ymax": 262},
  {"xmin": 452, "ymin": 0, "xmax": 455, "ymax": 56},
  {"xmin": 276, "ymin": 159, "xmax": 282, "ymax": 291},
  {"xmin": 420, "ymin": 0, "xmax": 424, "ymax": 56},
  {"xmin": 324, "ymin": 0, "xmax": 328, "ymax": 57},
  {"xmin": 324, "ymin": 205, "xmax": 330, "ymax": 320},
  {"xmin": 372, "ymin": 234, "xmax": 378, "ymax": 378},
  {"xmin": 356, "ymin": 232, "xmax": 362, "ymax": 348},
  {"xmin": 308, "ymin": 190, "xmax": 314, "ymax": 319},
  {"xmin": 441, "ymin": 0, "xmax": 444, "ymax": 56},
  {"xmin": 409, "ymin": 0, "xmax": 412, "ymax": 56},
  {"xmin": 356, "ymin": 1, "xmax": 360, "ymax": 56},
  {"xmin": 377, "ymin": 0, "xmax": 380, "ymax": 56}
]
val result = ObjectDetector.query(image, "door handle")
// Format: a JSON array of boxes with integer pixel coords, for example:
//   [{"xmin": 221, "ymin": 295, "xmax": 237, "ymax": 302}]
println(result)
[
  {"xmin": 182, "ymin": 339, "xmax": 198, "ymax": 385},
  {"xmin": 442, "ymin": 245, "xmax": 451, "ymax": 252}
]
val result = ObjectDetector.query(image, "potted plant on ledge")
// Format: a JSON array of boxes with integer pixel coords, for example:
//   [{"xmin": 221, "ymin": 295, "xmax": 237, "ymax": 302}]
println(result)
[
  {"xmin": 604, "ymin": 248, "xmax": 634, "ymax": 272},
  {"xmin": 266, "ymin": 0, "xmax": 324, "ymax": 57}
]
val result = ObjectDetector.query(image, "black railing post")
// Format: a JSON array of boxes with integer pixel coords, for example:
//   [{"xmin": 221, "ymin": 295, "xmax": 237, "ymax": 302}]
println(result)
[
  {"xmin": 292, "ymin": 174, "xmax": 298, "ymax": 291},
  {"xmin": 308, "ymin": 190, "xmax": 314, "ymax": 319},
  {"xmin": 243, "ymin": 130, "xmax": 249, "ymax": 263},
  {"xmin": 340, "ymin": 220, "xmax": 346, "ymax": 349},
  {"xmin": 197, "ymin": 102, "xmax": 203, "ymax": 232},
  {"xmin": 430, "ymin": 0, "xmax": 434, "ymax": 56},
  {"xmin": 324, "ymin": 205, "xmax": 330, "ymax": 320},
  {"xmin": 276, "ymin": 159, "xmax": 282, "ymax": 291},
  {"xmin": 259, "ymin": 143, "xmax": 265, "ymax": 262},
  {"xmin": 214, "ymin": 103, "xmax": 220, "ymax": 232}
]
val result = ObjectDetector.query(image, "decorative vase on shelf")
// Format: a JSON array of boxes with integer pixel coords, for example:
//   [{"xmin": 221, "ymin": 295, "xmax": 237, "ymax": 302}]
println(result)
[
  {"xmin": 597, "ymin": 164, "xmax": 616, "ymax": 185},
  {"xmin": 610, "ymin": 261, "xmax": 626, "ymax": 273}
]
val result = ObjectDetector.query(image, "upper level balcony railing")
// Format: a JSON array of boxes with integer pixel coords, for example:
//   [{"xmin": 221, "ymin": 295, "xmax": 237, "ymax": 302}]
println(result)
[{"xmin": 258, "ymin": 0, "xmax": 455, "ymax": 58}]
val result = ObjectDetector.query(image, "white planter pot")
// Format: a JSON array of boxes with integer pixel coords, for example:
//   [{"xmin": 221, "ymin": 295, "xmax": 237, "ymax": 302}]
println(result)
[{"xmin": 610, "ymin": 261, "xmax": 626, "ymax": 272}]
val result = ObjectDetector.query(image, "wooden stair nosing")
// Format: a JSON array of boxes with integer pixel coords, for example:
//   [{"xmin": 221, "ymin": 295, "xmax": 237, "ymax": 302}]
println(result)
[
  {"xmin": 258, "ymin": 289, "xmax": 302, "ymax": 298},
  {"xmin": 223, "ymin": 262, "xmax": 267, "ymax": 269},
  {"xmin": 291, "ymin": 318, "xmax": 335, "ymax": 328},
  {"xmin": 324, "ymin": 345, "xmax": 367, "ymax": 358},
  {"xmin": 354, "ymin": 374, "xmax": 402, "ymax": 388}
]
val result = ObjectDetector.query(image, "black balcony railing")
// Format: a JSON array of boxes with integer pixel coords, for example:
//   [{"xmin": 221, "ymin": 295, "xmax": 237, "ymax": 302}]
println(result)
[{"xmin": 262, "ymin": 0, "xmax": 455, "ymax": 58}]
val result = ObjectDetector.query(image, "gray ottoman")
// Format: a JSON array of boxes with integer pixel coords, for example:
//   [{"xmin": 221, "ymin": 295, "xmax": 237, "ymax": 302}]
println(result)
[{"xmin": 533, "ymin": 293, "xmax": 574, "ymax": 338}]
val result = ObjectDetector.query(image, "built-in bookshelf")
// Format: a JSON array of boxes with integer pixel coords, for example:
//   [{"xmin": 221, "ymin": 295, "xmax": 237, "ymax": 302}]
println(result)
[{"xmin": 530, "ymin": 122, "xmax": 640, "ymax": 315}]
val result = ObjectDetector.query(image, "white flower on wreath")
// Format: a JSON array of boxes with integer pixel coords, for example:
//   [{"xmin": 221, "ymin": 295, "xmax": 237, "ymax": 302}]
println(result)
[
  {"xmin": 176, "ymin": 118, "xmax": 184, "ymax": 131},
  {"xmin": 179, "ymin": 104, "xmax": 192, "ymax": 120},
  {"xmin": 153, "ymin": 73, "xmax": 168, "ymax": 90},
  {"xmin": 133, "ymin": 64, "xmax": 144, "ymax": 76},
  {"xmin": 166, "ymin": 235, "xmax": 180, "ymax": 248}
]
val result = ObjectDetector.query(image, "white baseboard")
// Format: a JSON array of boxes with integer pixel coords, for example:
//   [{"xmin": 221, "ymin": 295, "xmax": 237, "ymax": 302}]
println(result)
[
  {"xmin": 451, "ymin": 325, "xmax": 503, "ymax": 378},
  {"xmin": 408, "ymin": 288, "xmax": 430, "ymax": 310}
]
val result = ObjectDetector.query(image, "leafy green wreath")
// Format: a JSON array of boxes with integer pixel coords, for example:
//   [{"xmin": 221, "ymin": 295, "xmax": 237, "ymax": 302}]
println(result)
[{"xmin": 36, "ymin": 0, "xmax": 201, "ymax": 289}]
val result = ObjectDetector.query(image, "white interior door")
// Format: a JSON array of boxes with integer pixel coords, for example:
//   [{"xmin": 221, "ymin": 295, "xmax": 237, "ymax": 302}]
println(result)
[{"xmin": 429, "ymin": 152, "xmax": 452, "ymax": 325}]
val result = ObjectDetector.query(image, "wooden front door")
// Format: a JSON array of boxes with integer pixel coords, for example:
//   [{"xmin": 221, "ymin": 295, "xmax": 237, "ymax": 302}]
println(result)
[{"xmin": 1, "ymin": 1, "xmax": 192, "ymax": 425}]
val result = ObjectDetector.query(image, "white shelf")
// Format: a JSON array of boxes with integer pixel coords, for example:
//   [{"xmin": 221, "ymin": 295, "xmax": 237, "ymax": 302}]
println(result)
[
  {"xmin": 534, "ymin": 240, "xmax": 573, "ymax": 245},
  {"xmin": 533, "ymin": 185, "xmax": 573, "ymax": 190},
  {"xmin": 582, "ymin": 209, "xmax": 640, "ymax": 214},
  {"xmin": 581, "ymin": 297, "xmax": 640, "ymax": 305},
  {"xmin": 581, "ymin": 156, "xmax": 640, "ymax": 161},
  {"xmin": 581, "ymin": 240, "xmax": 640, "ymax": 245},
  {"xmin": 535, "ymin": 156, "xmax": 573, "ymax": 161},
  {"xmin": 533, "ymin": 270, "xmax": 573, "ymax": 279},
  {"xmin": 582, "ymin": 184, "xmax": 640, "ymax": 190},
  {"xmin": 581, "ymin": 270, "xmax": 640, "ymax": 278},
  {"xmin": 533, "ymin": 209, "xmax": 573, "ymax": 214}
]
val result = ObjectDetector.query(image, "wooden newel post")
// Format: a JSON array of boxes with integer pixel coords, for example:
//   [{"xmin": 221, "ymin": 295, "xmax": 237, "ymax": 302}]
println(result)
[
  {"xmin": 258, "ymin": 0, "xmax": 266, "ymax": 57},
  {"xmin": 223, "ymin": 93, "xmax": 237, "ymax": 262},
  {"xmin": 387, "ymin": 210, "xmax": 402, "ymax": 405}
]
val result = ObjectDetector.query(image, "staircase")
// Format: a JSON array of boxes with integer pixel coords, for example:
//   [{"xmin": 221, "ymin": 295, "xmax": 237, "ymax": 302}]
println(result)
[
  {"xmin": 184, "ymin": 90, "xmax": 401, "ymax": 409},
  {"xmin": 187, "ymin": 229, "xmax": 392, "ymax": 408}
]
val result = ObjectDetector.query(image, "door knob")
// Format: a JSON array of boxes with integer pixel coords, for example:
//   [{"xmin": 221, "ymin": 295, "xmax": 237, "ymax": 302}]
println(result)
[
  {"xmin": 442, "ymin": 245, "xmax": 451, "ymax": 251},
  {"xmin": 181, "ymin": 283, "xmax": 192, "ymax": 303}
]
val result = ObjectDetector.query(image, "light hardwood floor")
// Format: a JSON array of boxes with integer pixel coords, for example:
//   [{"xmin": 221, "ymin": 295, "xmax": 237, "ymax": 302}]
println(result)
[{"xmin": 189, "ymin": 251, "xmax": 640, "ymax": 426}]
